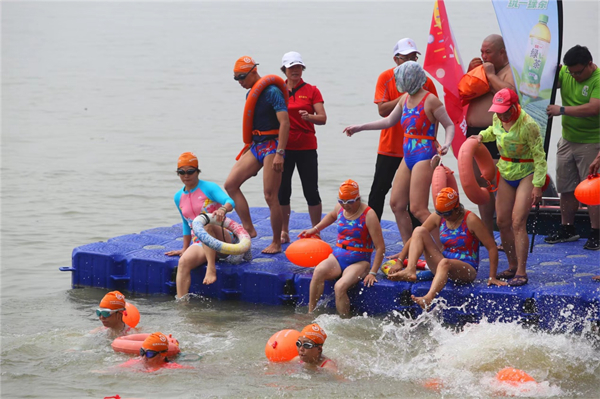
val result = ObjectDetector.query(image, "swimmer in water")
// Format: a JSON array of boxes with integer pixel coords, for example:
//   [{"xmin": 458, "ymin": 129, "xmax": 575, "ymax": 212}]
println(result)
[
  {"xmin": 292, "ymin": 324, "xmax": 337, "ymax": 373},
  {"xmin": 116, "ymin": 332, "xmax": 192, "ymax": 372},
  {"xmin": 91, "ymin": 291, "xmax": 134, "ymax": 338}
]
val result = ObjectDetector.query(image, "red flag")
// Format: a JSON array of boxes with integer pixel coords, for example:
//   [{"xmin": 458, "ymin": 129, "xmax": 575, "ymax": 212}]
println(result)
[{"xmin": 423, "ymin": 0, "xmax": 468, "ymax": 156}]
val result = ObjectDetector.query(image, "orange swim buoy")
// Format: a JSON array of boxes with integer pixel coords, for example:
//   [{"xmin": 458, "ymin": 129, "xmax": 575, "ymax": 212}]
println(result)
[
  {"xmin": 458, "ymin": 65, "xmax": 490, "ymax": 106},
  {"xmin": 112, "ymin": 333, "xmax": 180, "ymax": 357},
  {"xmin": 458, "ymin": 138, "xmax": 497, "ymax": 205},
  {"xmin": 265, "ymin": 329, "xmax": 301, "ymax": 362},
  {"xmin": 285, "ymin": 238, "xmax": 333, "ymax": 267},
  {"xmin": 236, "ymin": 75, "xmax": 289, "ymax": 160},
  {"xmin": 122, "ymin": 302, "xmax": 140, "ymax": 328},
  {"xmin": 496, "ymin": 367, "xmax": 536, "ymax": 386},
  {"xmin": 431, "ymin": 165, "xmax": 459, "ymax": 203},
  {"xmin": 574, "ymin": 174, "xmax": 600, "ymax": 206}
]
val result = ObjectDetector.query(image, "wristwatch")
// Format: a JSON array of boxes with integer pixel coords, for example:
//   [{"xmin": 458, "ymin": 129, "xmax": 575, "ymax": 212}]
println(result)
[
  {"xmin": 560, "ymin": 106, "xmax": 565, "ymax": 115},
  {"xmin": 276, "ymin": 149, "xmax": 285, "ymax": 156}
]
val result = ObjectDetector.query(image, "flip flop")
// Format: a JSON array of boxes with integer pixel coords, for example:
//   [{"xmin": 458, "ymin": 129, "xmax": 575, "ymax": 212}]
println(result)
[
  {"xmin": 507, "ymin": 275, "xmax": 528, "ymax": 287},
  {"xmin": 496, "ymin": 269, "xmax": 516, "ymax": 280},
  {"xmin": 592, "ymin": 276, "xmax": 600, "ymax": 282},
  {"xmin": 497, "ymin": 244, "xmax": 504, "ymax": 252}
]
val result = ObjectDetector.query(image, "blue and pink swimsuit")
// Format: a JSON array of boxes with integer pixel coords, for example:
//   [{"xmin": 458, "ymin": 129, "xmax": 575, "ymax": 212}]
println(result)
[
  {"xmin": 332, "ymin": 207, "xmax": 374, "ymax": 271},
  {"xmin": 439, "ymin": 210, "xmax": 480, "ymax": 270},
  {"xmin": 401, "ymin": 92, "xmax": 438, "ymax": 170}
]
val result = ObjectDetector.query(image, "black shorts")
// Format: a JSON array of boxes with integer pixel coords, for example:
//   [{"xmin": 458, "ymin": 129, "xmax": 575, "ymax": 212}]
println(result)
[{"xmin": 466, "ymin": 126, "xmax": 500, "ymax": 159}]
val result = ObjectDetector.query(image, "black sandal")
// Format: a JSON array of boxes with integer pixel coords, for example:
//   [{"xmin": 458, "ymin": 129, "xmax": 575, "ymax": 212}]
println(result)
[{"xmin": 496, "ymin": 269, "xmax": 516, "ymax": 280}]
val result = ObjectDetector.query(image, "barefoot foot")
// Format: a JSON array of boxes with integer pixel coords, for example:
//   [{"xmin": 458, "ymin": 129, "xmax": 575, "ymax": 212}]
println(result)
[
  {"xmin": 387, "ymin": 268, "xmax": 417, "ymax": 282},
  {"xmin": 262, "ymin": 242, "xmax": 282, "ymax": 254},
  {"xmin": 245, "ymin": 226, "xmax": 258, "ymax": 239},
  {"xmin": 411, "ymin": 295, "xmax": 433, "ymax": 310},
  {"xmin": 281, "ymin": 231, "xmax": 290, "ymax": 244},
  {"xmin": 203, "ymin": 268, "xmax": 217, "ymax": 285}
]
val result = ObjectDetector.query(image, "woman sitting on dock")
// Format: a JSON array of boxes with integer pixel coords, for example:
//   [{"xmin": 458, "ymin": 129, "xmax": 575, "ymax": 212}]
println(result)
[
  {"xmin": 299, "ymin": 180, "xmax": 384, "ymax": 317},
  {"xmin": 387, "ymin": 188, "xmax": 506, "ymax": 309},
  {"xmin": 470, "ymin": 88, "xmax": 547, "ymax": 286},
  {"xmin": 165, "ymin": 152, "xmax": 236, "ymax": 299}
]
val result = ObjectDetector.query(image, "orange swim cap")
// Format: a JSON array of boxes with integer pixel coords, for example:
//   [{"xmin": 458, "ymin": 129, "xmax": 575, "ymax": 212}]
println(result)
[
  {"xmin": 300, "ymin": 323, "xmax": 327, "ymax": 345},
  {"xmin": 99, "ymin": 291, "xmax": 126, "ymax": 310},
  {"xmin": 233, "ymin": 56, "xmax": 257, "ymax": 73},
  {"xmin": 435, "ymin": 187, "xmax": 460, "ymax": 212},
  {"xmin": 142, "ymin": 332, "xmax": 169, "ymax": 352},
  {"xmin": 177, "ymin": 152, "xmax": 198, "ymax": 169},
  {"xmin": 338, "ymin": 179, "xmax": 360, "ymax": 201}
]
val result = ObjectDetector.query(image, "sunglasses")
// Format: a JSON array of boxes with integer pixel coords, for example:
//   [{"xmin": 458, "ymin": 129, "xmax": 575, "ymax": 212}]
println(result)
[
  {"xmin": 233, "ymin": 64, "xmax": 258, "ymax": 81},
  {"xmin": 96, "ymin": 308, "xmax": 124, "ymax": 318},
  {"xmin": 567, "ymin": 65, "xmax": 587, "ymax": 76},
  {"xmin": 338, "ymin": 197, "xmax": 360, "ymax": 205},
  {"xmin": 396, "ymin": 54, "xmax": 419, "ymax": 62},
  {"xmin": 296, "ymin": 340, "xmax": 322, "ymax": 350},
  {"xmin": 176, "ymin": 168, "xmax": 198, "ymax": 176},
  {"xmin": 139, "ymin": 348, "xmax": 167, "ymax": 359}
]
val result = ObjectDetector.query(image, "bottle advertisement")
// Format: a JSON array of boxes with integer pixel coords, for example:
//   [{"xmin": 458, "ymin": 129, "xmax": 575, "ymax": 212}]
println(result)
[{"xmin": 492, "ymin": 0, "xmax": 562, "ymax": 143}]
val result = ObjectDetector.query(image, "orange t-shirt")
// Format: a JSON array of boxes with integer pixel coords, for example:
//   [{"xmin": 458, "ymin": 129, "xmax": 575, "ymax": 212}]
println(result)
[{"xmin": 374, "ymin": 68, "xmax": 439, "ymax": 157}]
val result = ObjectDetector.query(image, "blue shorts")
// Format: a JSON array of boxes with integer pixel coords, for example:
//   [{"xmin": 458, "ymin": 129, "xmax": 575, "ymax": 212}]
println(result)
[
  {"xmin": 250, "ymin": 139, "xmax": 279, "ymax": 164},
  {"xmin": 332, "ymin": 247, "xmax": 372, "ymax": 271}
]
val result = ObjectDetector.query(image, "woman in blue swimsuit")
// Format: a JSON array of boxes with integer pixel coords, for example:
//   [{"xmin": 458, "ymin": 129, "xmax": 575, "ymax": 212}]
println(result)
[{"xmin": 344, "ymin": 61, "xmax": 455, "ymax": 244}]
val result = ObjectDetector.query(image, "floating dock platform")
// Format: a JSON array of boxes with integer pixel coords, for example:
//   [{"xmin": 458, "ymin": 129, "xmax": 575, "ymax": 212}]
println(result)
[{"xmin": 61, "ymin": 207, "xmax": 600, "ymax": 332}]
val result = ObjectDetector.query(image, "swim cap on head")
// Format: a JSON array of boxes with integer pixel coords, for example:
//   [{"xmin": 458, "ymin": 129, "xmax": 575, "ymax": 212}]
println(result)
[
  {"xmin": 394, "ymin": 61, "xmax": 427, "ymax": 95},
  {"xmin": 338, "ymin": 179, "xmax": 360, "ymax": 201},
  {"xmin": 99, "ymin": 291, "xmax": 126, "ymax": 310},
  {"xmin": 177, "ymin": 152, "xmax": 198, "ymax": 169},
  {"xmin": 142, "ymin": 332, "xmax": 169, "ymax": 352},
  {"xmin": 300, "ymin": 323, "xmax": 327, "ymax": 345},
  {"xmin": 234, "ymin": 56, "xmax": 257, "ymax": 73},
  {"xmin": 435, "ymin": 187, "xmax": 460, "ymax": 212}
]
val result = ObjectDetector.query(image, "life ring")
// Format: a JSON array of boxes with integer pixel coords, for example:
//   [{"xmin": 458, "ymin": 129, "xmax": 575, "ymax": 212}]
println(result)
[
  {"xmin": 112, "ymin": 333, "xmax": 180, "ymax": 357},
  {"xmin": 237, "ymin": 75, "xmax": 289, "ymax": 160},
  {"xmin": 458, "ymin": 138, "xmax": 497, "ymax": 205},
  {"xmin": 431, "ymin": 165, "xmax": 459, "ymax": 203},
  {"xmin": 192, "ymin": 213, "xmax": 251, "ymax": 255}
]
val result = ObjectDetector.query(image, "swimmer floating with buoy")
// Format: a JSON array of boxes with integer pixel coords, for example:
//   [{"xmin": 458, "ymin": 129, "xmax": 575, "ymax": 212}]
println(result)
[
  {"xmin": 115, "ymin": 332, "xmax": 193, "ymax": 372},
  {"xmin": 91, "ymin": 291, "xmax": 139, "ymax": 338}
]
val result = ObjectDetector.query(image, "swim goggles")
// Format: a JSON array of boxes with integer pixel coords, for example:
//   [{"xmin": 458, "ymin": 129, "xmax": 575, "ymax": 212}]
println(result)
[
  {"xmin": 96, "ymin": 308, "xmax": 125, "ymax": 318},
  {"xmin": 435, "ymin": 208, "xmax": 454, "ymax": 217},
  {"xmin": 139, "ymin": 348, "xmax": 167, "ymax": 359},
  {"xmin": 296, "ymin": 340, "xmax": 322, "ymax": 350},
  {"xmin": 233, "ymin": 64, "xmax": 258, "ymax": 81},
  {"xmin": 337, "ymin": 197, "xmax": 360, "ymax": 205},
  {"xmin": 176, "ymin": 168, "xmax": 199, "ymax": 176}
]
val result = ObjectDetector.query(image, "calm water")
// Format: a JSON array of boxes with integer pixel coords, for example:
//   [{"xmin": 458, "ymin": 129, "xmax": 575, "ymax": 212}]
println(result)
[{"xmin": 2, "ymin": 1, "xmax": 599, "ymax": 398}]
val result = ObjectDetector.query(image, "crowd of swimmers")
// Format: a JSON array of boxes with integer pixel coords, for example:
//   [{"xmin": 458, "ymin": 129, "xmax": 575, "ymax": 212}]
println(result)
[{"xmin": 161, "ymin": 35, "xmax": 598, "ymax": 313}]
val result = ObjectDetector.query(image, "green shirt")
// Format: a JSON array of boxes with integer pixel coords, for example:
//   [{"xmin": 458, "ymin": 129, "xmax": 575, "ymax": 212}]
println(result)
[
  {"xmin": 480, "ymin": 110, "xmax": 548, "ymax": 187},
  {"xmin": 558, "ymin": 65, "xmax": 600, "ymax": 143}
]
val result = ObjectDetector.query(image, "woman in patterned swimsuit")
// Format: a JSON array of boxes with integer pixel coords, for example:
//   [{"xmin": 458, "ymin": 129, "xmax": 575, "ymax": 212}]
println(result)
[
  {"xmin": 387, "ymin": 188, "xmax": 506, "ymax": 309},
  {"xmin": 299, "ymin": 180, "xmax": 385, "ymax": 317}
]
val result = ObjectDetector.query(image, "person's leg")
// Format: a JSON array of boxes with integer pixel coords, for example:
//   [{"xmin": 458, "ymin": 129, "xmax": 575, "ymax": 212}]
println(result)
[
  {"xmin": 176, "ymin": 245, "xmax": 207, "ymax": 298},
  {"xmin": 389, "ymin": 161, "xmax": 413, "ymax": 243},
  {"xmin": 368, "ymin": 154, "xmax": 402, "ymax": 220},
  {"xmin": 333, "ymin": 261, "xmax": 370, "ymax": 317},
  {"xmin": 412, "ymin": 259, "xmax": 477, "ymax": 309},
  {"xmin": 472, "ymin": 158, "xmax": 499, "ymax": 234},
  {"xmin": 308, "ymin": 254, "xmax": 342, "ymax": 313},
  {"xmin": 278, "ymin": 151, "xmax": 296, "ymax": 244},
  {"xmin": 559, "ymin": 191, "xmax": 580, "ymax": 225},
  {"xmin": 408, "ymin": 159, "xmax": 434, "ymax": 223},
  {"xmin": 388, "ymin": 226, "xmax": 445, "ymax": 282},
  {"xmin": 295, "ymin": 149, "xmax": 323, "ymax": 227},
  {"xmin": 224, "ymin": 150, "xmax": 262, "ymax": 238},
  {"xmin": 202, "ymin": 224, "xmax": 233, "ymax": 285},
  {"xmin": 495, "ymin": 177, "xmax": 519, "ymax": 275},
  {"xmin": 574, "ymin": 142, "xmax": 600, "ymax": 249},
  {"xmin": 262, "ymin": 153, "xmax": 283, "ymax": 254},
  {"xmin": 510, "ymin": 174, "xmax": 535, "ymax": 280}
]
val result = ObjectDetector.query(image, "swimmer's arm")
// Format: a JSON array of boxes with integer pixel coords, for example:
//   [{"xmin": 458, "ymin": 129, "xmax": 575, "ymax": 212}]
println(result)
[
  {"xmin": 377, "ymin": 97, "xmax": 400, "ymax": 117},
  {"xmin": 344, "ymin": 98, "xmax": 404, "ymax": 135},
  {"xmin": 467, "ymin": 213, "xmax": 504, "ymax": 287},
  {"xmin": 306, "ymin": 102, "xmax": 327, "ymax": 125},
  {"xmin": 364, "ymin": 209, "xmax": 384, "ymax": 285},
  {"xmin": 478, "ymin": 125, "xmax": 495, "ymax": 143},
  {"xmin": 198, "ymin": 181, "xmax": 235, "ymax": 210},
  {"xmin": 432, "ymin": 104, "xmax": 455, "ymax": 155},
  {"xmin": 524, "ymin": 122, "xmax": 548, "ymax": 188},
  {"xmin": 300, "ymin": 205, "xmax": 337, "ymax": 237},
  {"xmin": 276, "ymin": 111, "xmax": 290, "ymax": 152}
]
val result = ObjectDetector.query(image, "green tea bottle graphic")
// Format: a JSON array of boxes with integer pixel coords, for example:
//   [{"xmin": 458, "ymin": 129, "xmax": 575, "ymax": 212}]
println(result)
[{"xmin": 520, "ymin": 14, "xmax": 551, "ymax": 98}]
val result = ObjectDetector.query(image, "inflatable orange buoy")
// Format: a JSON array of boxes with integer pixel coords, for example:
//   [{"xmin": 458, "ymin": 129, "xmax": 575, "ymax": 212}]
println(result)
[
  {"xmin": 381, "ymin": 259, "xmax": 427, "ymax": 275},
  {"xmin": 422, "ymin": 378, "xmax": 444, "ymax": 392},
  {"xmin": 122, "ymin": 302, "xmax": 140, "ymax": 328},
  {"xmin": 458, "ymin": 138, "xmax": 497, "ymax": 205},
  {"xmin": 458, "ymin": 64, "xmax": 490, "ymax": 106},
  {"xmin": 575, "ymin": 174, "xmax": 600, "ymax": 206},
  {"xmin": 285, "ymin": 238, "xmax": 333, "ymax": 267},
  {"xmin": 496, "ymin": 367, "xmax": 536, "ymax": 386},
  {"xmin": 265, "ymin": 329, "xmax": 301, "ymax": 362},
  {"xmin": 237, "ymin": 75, "xmax": 289, "ymax": 160},
  {"xmin": 112, "ymin": 333, "xmax": 180, "ymax": 357},
  {"xmin": 431, "ymin": 165, "xmax": 459, "ymax": 203}
]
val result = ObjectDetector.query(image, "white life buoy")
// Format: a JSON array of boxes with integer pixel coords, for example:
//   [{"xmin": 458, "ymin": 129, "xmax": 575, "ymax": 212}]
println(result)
[{"xmin": 192, "ymin": 213, "xmax": 251, "ymax": 255}]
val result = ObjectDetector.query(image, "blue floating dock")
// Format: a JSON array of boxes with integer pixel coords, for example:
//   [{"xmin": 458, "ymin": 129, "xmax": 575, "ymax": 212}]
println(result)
[{"xmin": 60, "ymin": 207, "xmax": 600, "ymax": 331}]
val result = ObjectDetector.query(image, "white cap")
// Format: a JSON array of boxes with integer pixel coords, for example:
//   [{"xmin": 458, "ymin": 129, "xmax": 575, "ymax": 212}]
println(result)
[
  {"xmin": 281, "ymin": 51, "xmax": 305, "ymax": 68},
  {"xmin": 392, "ymin": 38, "xmax": 421, "ymax": 56}
]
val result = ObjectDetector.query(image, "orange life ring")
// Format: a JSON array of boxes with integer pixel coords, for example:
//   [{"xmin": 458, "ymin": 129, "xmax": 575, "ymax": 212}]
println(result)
[
  {"xmin": 458, "ymin": 138, "xmax": 497, "ymax": 205},
  {"xmin": 431, "ymin": 165, "xmax": 459, "ymax": 203},
  {"xmin": 111, "ymin": 333, "xmax": 180, "ymax": 357},
  {"xmin": 236, "ymin": 75, "xmax": 289, "ymax": 160}
]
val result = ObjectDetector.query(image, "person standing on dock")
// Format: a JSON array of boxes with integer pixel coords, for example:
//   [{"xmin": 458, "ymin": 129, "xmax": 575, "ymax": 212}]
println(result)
[
  {"xmin": 369, "ymin": 38, "xmax": 438, "ymax": 221},
  {"xmin": 225, "ymin": 56, "xmax": 290, "ymax": 254},
  {"xmin": 545, "ymin": 45, "xmax": 600, "ymax": 251}
]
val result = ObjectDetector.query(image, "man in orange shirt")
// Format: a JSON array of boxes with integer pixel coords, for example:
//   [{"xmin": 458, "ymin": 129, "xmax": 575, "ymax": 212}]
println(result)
[{"xmin": 371, "ymin": 38, "xmax": 438, "ymax": 220}]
